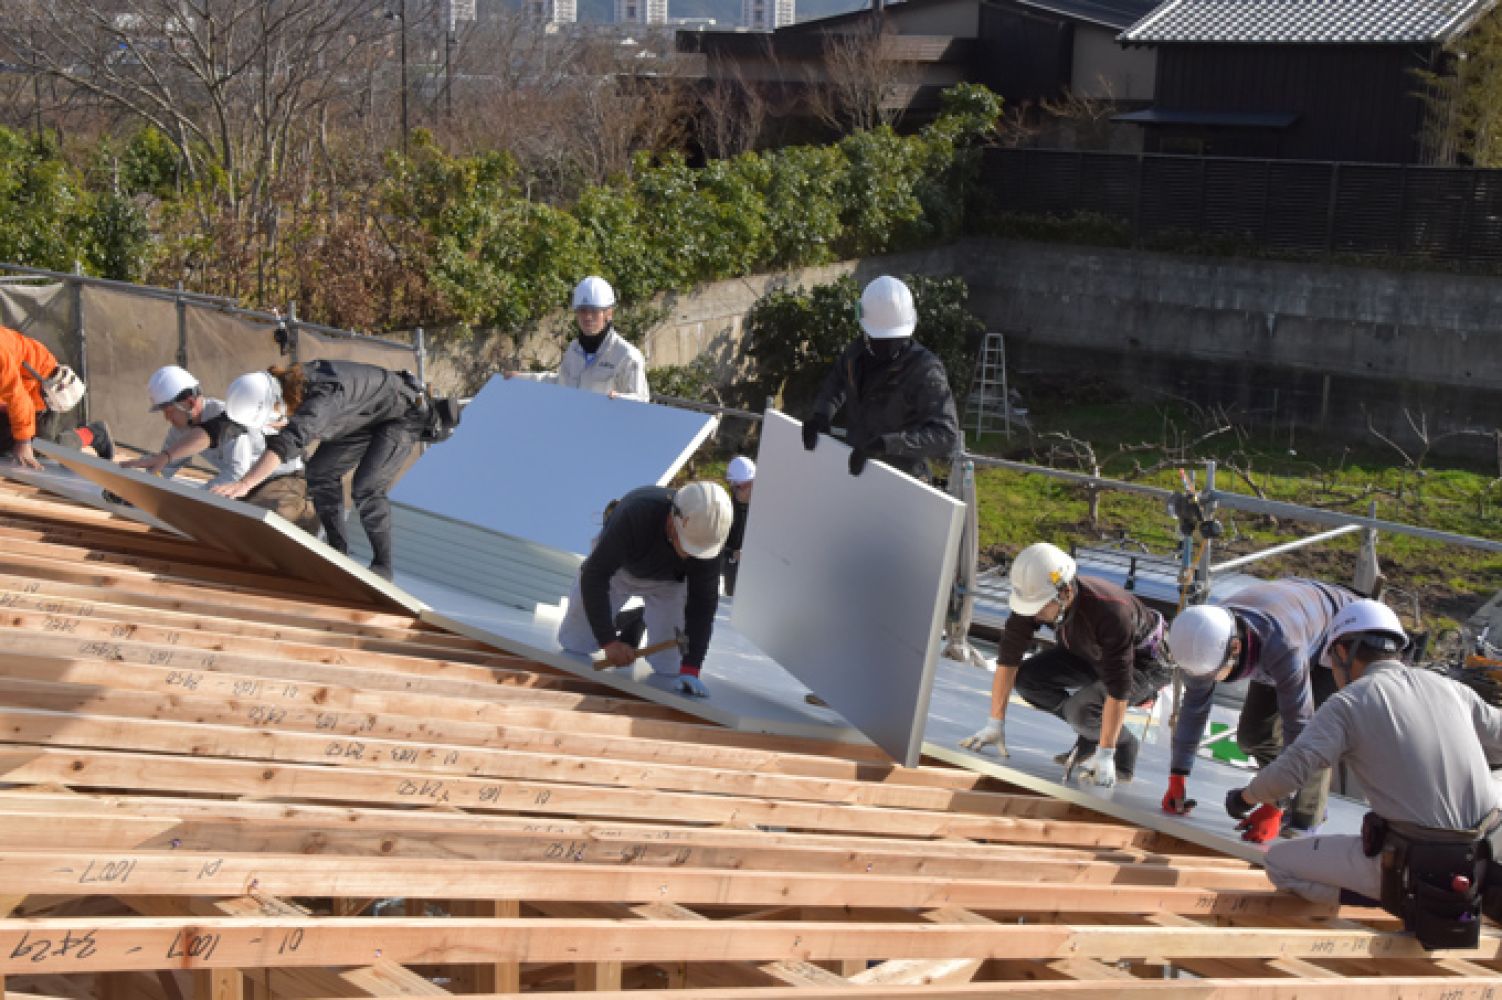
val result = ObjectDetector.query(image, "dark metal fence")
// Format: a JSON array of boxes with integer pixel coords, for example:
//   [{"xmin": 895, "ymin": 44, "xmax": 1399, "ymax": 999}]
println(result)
[{"xmin": 982, "ymin": 148, "xmax": 1502, "ymax": 264}]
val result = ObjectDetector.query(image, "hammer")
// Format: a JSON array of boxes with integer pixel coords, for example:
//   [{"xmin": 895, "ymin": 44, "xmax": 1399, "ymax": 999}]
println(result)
[{"xmin": 593, "ymin": 627, "xmax": 687, "ymax": 670}]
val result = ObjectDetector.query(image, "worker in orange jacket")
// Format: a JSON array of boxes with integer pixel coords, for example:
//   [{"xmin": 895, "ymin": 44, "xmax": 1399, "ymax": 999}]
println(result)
[{"xmin": 1, "ymin": 326, "xmax": 112, "ymax": 470}]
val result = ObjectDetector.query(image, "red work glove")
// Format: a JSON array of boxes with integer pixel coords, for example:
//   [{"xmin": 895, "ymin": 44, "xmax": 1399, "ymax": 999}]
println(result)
[
  {"xmin": 1236, "ymin": 804, "xmax": 1284, "ymax": 843},
  {"xmin": 1161, "ymin": 773, "xmax": 1196, "ymax": 815}
]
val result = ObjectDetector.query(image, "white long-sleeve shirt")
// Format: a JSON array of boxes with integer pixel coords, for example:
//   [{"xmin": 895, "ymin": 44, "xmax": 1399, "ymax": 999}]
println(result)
[
  {"xmin": 1247, "ymin": 660, "xmax": 1502, "ymax": 830},
  {"xmin": 514, "ymin": 329, "xmax": 649, "ymax": 401}
]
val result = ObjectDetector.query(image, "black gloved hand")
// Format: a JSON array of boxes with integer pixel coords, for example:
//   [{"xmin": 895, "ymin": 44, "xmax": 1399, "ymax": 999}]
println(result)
[
  {"xmin": 801, "ymin": 414, "xmax": 830, "ymax": 451},
  {"xmin": 1224, "ymin": 786, "xmax": 1254, "ymax": 821},
  {"xmin": 847, "ymin": 437, "xmax": 884, "ymax": 476}
]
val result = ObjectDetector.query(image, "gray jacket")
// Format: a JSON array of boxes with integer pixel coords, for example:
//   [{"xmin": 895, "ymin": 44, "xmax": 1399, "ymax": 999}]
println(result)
[
  {"xmin": 811, "ymin": 340, "xmax": 960, "ymax": 479},
  {"xmin": 1247, "ymin": 661, "xmax": 1502, "ymax": 831},
  {"xmin": 1170, "ymin": 578, "xmax": 1358, "ymax": 774}
]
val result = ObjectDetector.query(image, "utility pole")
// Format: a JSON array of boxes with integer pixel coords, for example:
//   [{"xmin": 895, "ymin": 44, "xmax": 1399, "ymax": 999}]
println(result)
[{"xmin": 398, "ymin": 0, "xmax": 410, "ymax": 156}]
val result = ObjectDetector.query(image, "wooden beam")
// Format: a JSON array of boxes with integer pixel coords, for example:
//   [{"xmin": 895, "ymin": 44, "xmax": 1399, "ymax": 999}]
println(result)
[
  {"xmin": 0, "ymin": 699, "xmax": 1088, "ymax": 823},
  {"xmin": 0, "ymin": 749, "xmax": 1161, "ymax": 849},
  {"xmin": 197, "ymin": 982, "xmax": 1502, "ymax": 999},
  {"xmin": 0, "ymin": 797, "xmax": 1263, "ymax": 891},
  {"xmin": 0, "ymin": 917, "xmax": 1492, "ymax": 973}
]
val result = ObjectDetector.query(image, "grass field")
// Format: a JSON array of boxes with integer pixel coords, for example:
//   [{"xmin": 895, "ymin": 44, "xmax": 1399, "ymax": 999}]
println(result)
[{"xmin": 968, "ymin": 395, "xmax": 1502, "ymax": 638}]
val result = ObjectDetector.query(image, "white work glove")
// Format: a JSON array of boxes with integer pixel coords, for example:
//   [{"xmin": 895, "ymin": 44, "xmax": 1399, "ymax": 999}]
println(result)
[
  {"xmin": 1081, "ymin": 746, "xmax": 1117, "ymax": 787},
  {"xmin": 676, "ymin": 668, "xmax": 708, "ymax": 698},
  {"xmin": 959, "ymin": 717, "xmax": 1008, "ymax": 756}
]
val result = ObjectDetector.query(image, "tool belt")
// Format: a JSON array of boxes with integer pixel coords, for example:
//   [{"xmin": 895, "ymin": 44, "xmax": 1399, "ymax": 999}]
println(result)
[
  {"xmin": 1363, "ymin": 809, "xmax": 1502, "ymax": 950},
  {"xmin": 398, "ymin": 371, "xmax": 461, "ymax": 444}
]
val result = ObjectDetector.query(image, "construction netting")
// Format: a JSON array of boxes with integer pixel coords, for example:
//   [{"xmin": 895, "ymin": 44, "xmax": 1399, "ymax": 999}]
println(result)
[{"xmin": 0, "ymin": 274, "xmax": 420, "ymax": 452}]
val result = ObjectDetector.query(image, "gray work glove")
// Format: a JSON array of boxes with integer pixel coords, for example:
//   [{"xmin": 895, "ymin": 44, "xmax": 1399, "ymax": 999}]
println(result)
[{"xmin": 959, "ymin": 717, "xmax": 1008, "ymax": 756}]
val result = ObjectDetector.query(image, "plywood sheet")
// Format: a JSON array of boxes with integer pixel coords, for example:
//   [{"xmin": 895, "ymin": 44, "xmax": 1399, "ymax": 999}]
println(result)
[
  {"xmin": 390, "ymin": 377, "xmax": 718, "ymax": 557},
  {"xmin": 731, "ymin": 410, "xmax": 966, "ymax": 766},
  {"xmin": 33, "ymin": 440, "xmax": 419, "ymax": 614},
  {"xmin": 0, "ymin": 457, "xmax": 182, "ymax": 535}
]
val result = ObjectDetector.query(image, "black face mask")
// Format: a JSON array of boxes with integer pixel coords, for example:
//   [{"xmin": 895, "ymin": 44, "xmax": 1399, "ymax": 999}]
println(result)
[
  {"xmin": 577, "ymin": 328, "xmax": 608, "ymax": 355},
  {"xmin": 863, "ymin": 335, "xmax": 910, "ymax": 364}
]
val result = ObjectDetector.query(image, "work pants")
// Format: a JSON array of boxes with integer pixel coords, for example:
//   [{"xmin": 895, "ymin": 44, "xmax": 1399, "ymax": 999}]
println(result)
[
  {"xmin": 557, "ymin": 568, "xmax": 685, "ymax": 676},
  {"xmin": 1264, "ymin": 834, "xmax": 1381, "ymax": 905},
  {"xmin": 306, "ymin": 409, "xmax": 423, "ymax": 571},
  {"xmin": 246, "ymin": 474, "xmax": 320, "ymax": 536},
  {"xmin": 1015, "ymin": 646, "xmax": 1170, "ymax": 746},
  {"xmin": 1238, "ymin": 667, "xmax": 1340, "ymax": 830}
]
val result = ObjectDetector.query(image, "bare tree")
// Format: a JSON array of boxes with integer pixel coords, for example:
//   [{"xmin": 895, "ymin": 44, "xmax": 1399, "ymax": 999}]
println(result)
[
  {"xmin": 806, "ymin": 14, "xmax": 909, "ymax": 133},
  {"xmin": 2, "ymin": 0, "xmax": 390, "ymax": 265},
  {"xmin": 695, "ymin": 50, "xmax": 770, "ymax": 159}
]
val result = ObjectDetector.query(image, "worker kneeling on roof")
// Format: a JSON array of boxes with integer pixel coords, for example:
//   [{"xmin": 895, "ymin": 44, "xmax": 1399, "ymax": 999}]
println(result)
[
  {"xmin": 1162, "ymin": 579, "xmax": 1361, "ymax": 841},
  {"xmin": 1, "ymin": 325, "xmax": 112, "ymax": 470},
  {"xmin": 506, "ymin": 276, "xmax": 650, "ymax": 402},
  {"xmin": 557, "ymin": 482, "xmax": 733, "ymax": 698},
  {"xmin": 1227, "ymin": 599, "xmax": 1502, "ymax": 950},
  {"xmin": 122, "ymin": 365, "xmax": 318, "ymax": 534},
  {"xmin": 960, "ymin": 541, "xmax": 1170, "ymax": 787}
]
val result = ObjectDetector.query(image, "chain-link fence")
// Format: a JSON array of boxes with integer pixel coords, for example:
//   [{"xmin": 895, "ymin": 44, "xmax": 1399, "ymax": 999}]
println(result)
[{"xmin": 0, "ymin": 264, "xmax": 423, "ymax": 452}]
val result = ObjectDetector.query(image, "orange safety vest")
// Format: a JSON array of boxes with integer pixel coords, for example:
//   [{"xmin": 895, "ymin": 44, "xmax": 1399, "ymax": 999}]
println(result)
[{"xmin": 0, "ymin": 326, "xmax": 60, "ymax": 442}]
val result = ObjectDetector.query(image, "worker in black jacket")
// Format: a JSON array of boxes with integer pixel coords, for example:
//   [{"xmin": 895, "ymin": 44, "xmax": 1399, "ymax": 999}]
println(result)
[
  {"xmin": 211, "ymin": 361, "xmax": 427, "ymax": 581},
  {"xmin": 557, "ymin": 482, "xmax": 733, "ymax": 697},
  {"xmin": 803, "ymin": 276, "xmax": 960, "ymax": 481}
]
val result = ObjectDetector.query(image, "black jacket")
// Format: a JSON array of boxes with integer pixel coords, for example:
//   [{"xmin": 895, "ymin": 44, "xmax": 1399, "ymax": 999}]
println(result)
[
  {"xmin": 580, "ymin": 486, "xmax": 720, "ymax": 668},
  {"xmin": 811, "ymin": 340, "xmax": 960, "ymax": 478},
  {"xmin": 266, "ymin": 360, "xmax": 422, "ymax": 462}
]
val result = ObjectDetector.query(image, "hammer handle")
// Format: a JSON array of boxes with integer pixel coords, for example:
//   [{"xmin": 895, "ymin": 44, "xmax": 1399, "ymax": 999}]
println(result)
[{"xmin": 593, "ymin": 636, "xmax": 682, "ymax": 671}]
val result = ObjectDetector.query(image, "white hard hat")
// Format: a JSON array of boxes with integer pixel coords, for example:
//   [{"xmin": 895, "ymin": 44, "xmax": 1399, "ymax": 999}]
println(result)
[
  {"xmin": 572, "ymin": 276, "xmax": 617, "ymax": 310},
  {"xmin": 225, "ymin": 371, "xmax": 283, "ymax": 429},
  {"xmin": 147, "ymin": 365, "xmax": 200, "ymax": 411},
  {"xmin": 858, "ymin": 275, "xmax": 917, "ymax": 340},
  {"xmin": 1008, "ymin": 542, "xmax": 1076, "ymax": 616},
  {"xmin": 1168, "ymin": 605, "xmax": 1238, "ymax": 678},
  {"xmin": 672, "ymin": 481, "xmax": 734, "ymax": 559},
  {"xmin": 727, "ymin": 456, "xmax": 756, "ymax": 484},
  {"xmin": 1327, "ymin": 599, "xmax": 1409, "ymax": 656}
]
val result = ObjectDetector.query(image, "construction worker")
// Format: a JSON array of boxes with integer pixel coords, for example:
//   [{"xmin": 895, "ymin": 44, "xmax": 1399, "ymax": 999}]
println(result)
[
  {"xmin": 122, "ymin": 365, "xmax": 318, "ymax": 534},
  {"xmin": 1163, "ymin": 579, "xmax": 1361, "ymax": 840},
  {"xmin": 960, "ymin": 542, "xmax": 1170, "ymax": 786},
  {"xmin": 557, "ymin": 482, "xmax": 733, "ymax": 698},
  {"xmin": 506, "ymin": 276, "xmax": 649, "ymax": 401},
  {"xmin": 1226, "ymin": 600, "xmax": 1502, "ymax": 950},
  {"xmin": 0, "ymin": 325, "xmax": 112, "ymax": 469},
  {"xmin": 802, "ymin": 275, "xmax": 959, "ymax": 481},
  {"xmin": 209, "ymin": 362, "xmax": 429, "ymax": 581},
  {"xmin": 721, "ymin": 455, "xmax": 755, "ymax": 596}
]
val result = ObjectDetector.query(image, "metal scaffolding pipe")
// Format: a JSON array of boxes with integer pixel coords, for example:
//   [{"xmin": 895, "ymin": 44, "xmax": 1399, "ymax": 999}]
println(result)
[{"xmin": 1210, "ymin": 523, "xmax": 1363, "ymax": 574}]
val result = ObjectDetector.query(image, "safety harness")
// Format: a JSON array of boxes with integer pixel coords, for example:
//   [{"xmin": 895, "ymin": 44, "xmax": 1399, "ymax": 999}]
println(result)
[{"xmin": 1363, "ymin": 808, "xmax": 1502, "ymax": 949}]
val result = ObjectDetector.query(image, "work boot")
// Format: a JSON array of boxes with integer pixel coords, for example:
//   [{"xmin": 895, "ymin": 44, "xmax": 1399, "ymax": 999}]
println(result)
[
  {"xmin": 1053, "ymin": 736, "xmax": 1097, "ymax": 768},
  {"xmin": 367, "ymin": 561, "xmax": 394, "ymax": 582},
  {"xmin": 87, "ymin": 421, "xmax": 115, "ymax": 461},
  {"xmin": 614, "ymin": 607, "xmax": 647, "ymax": 649}
]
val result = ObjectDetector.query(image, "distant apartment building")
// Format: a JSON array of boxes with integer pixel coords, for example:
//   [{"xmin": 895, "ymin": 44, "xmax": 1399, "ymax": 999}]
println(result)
[
  {"xmin": 616, "ymin": 0, "xmax": 668, "ymax": 24},
  {"xmin": 526, "ymin": 0, "xmax": 577, "ymax": 24},
  {"xmin": 741, "ymin": 0, "xmax": 794, "ymax": 30}
]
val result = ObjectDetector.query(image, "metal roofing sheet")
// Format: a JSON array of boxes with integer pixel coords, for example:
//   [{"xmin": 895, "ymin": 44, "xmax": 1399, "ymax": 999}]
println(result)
[{"xmin": 1121, "ymin": 0, "xmax": 1497, "ymax": 44}]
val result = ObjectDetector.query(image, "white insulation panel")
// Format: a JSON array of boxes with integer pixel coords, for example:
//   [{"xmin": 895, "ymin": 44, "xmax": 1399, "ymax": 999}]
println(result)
[
  {"xmin": 391, "ymin": 377, "xmax": 718, "ymax": 557},
  {"xmin": 731, "ymin": 410, "xmax": 965, "ymax": 765}
]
